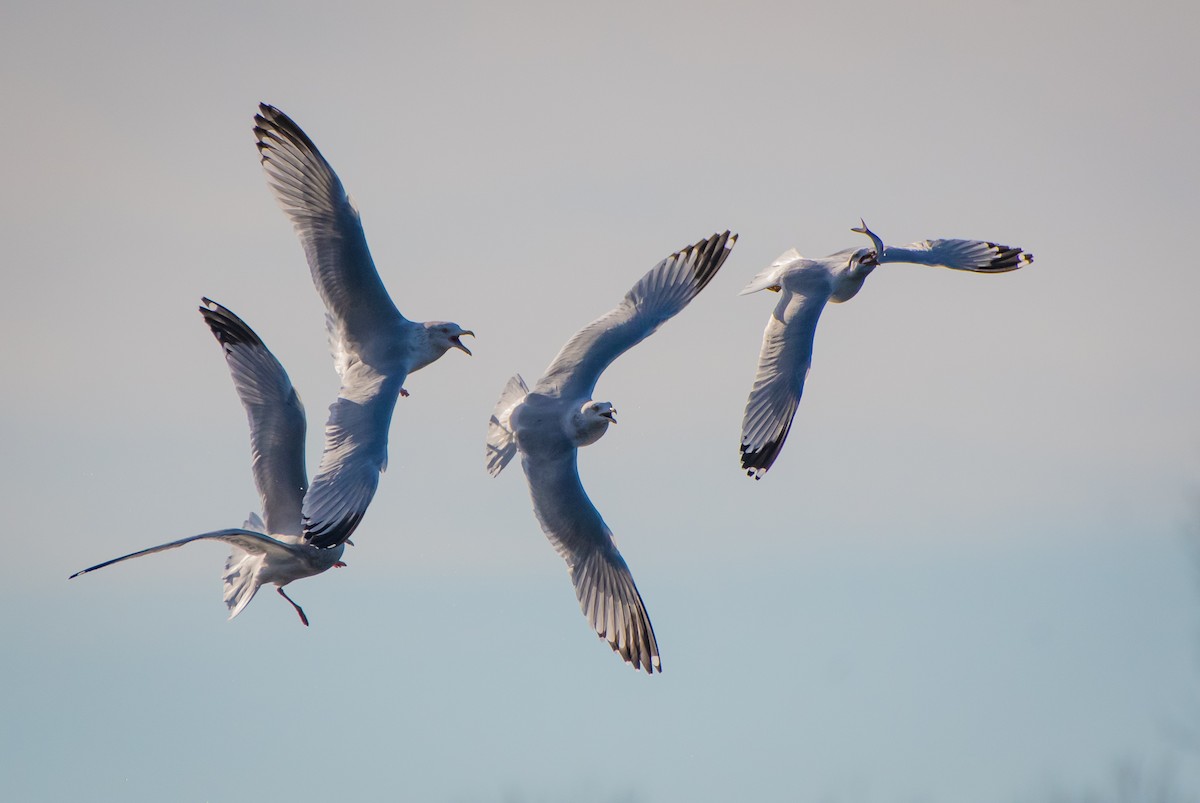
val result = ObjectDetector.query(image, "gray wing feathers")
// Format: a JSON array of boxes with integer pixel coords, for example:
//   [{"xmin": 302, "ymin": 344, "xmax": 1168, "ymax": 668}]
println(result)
[
  {"xmin": 199, "ymin": 299, "xmax": 307, "ymax": 536},
  {"xmin": 68, "ymin": 529, "xmax": 290, "ymax": 579},
  {"xmin": 535, "ymin": 231, "xmax": 736, "ymax": 399},
  {"xmin": 522, "ymin": 452, "xmax": 661, "ymax": 673},
  {"xmin": 301, "ymin": 370, "xmax": 405, "ymax": 549},
  {"xmin": 254, "ymin": 104, "xmax": 403, "ymax": 333},
  {"xmin": 881, "ymin": 239, "xmax": 1033, "ymax": 273},
  {"xmin": 740, "ymin": 290, "xmax": 830, "ymax": 479},
  {"xmin": 485, "ymin": 374, "xmax": 530, "ymax": 477}
]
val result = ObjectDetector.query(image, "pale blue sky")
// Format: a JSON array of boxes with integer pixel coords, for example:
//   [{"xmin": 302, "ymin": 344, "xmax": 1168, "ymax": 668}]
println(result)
[{"xmin": 3, "ymin": 1, "xmax": 1199, "ymax": 801}]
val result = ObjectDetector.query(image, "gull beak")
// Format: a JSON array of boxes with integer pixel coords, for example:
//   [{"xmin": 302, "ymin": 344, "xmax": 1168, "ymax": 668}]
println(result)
[
  {"xmin": 452, "ymin": 331, "xmax": 474, "ymax": 356},
  {"xmin": 601, "ymin": 408, "xmax": 618, "ymax": 424}
]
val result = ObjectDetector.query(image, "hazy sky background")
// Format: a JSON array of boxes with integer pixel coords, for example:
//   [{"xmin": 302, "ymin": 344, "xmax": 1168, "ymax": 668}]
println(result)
[{"xmin": 3, "ymin": 1, "xmax": 1199, "ymax": 801}]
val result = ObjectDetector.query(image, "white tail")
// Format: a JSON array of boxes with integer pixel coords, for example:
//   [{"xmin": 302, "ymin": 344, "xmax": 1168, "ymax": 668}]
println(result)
[
  {"xmin": 485, "ymin": 374, "xmax": 529, "ymax": 477},
  {"xmin": 223, "ymin": 513, "xmax": 267, "ymax": 619},
  {"xmin": 739, "ymin": 248, "xmax": 802, "ymax": 295}
]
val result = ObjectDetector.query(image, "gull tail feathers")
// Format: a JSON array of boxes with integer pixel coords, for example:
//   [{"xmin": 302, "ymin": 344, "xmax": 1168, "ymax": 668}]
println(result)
[
  {"xmin": 485, "ymin": 374, "xmax": 529, "ymax": 477},
  {"xmin": 223, "ymin": 549, "xmax": 266, "ymax": 620},
  {"xmin": 739, "ymin": 248, "xmax": 802, "ymax": 295},
  {"xmin": 222, "ymin": 512, "xmax": 267, "ymax": 619}
]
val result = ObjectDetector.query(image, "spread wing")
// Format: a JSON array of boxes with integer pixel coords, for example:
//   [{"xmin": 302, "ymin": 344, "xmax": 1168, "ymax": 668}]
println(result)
[
  {"xmin": 879, "ymin": 239, "xmax": 1033, "ymax": 273},
  {"xmin": 199, "ymin": 299, "xmax": 307, "ymax": 538},
  {"xmin": 301, "ymin": 364, "xmax": 406, "ymax": 549},
  {"xmin": 533, "ymin": 231, "xmax": 736, "ymax": 399},
  {"xmin": 69, "ymin": 529, "xmax": 297, "ymax": 579},
  {"xmin": 740, "ymin": 287, "xmax": 833, "ymax": 479},
  {"xmin": 520, "ymin": 450, "xmax": 661, "ymax": 673},
  {"xmin": 254, "ymin": 103, "xmax": 405, "ymax": 340}
]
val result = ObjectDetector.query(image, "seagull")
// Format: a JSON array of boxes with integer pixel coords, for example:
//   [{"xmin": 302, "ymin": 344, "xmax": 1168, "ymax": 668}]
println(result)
[
  {"xmin": 739, "ymin": 220, "xmax": 1032, "ymax": 479},
  {"xmin": 486, "ymin": 232, "xmax": 737, "ymax": 673},
  {"xmin": 254, "ymin": 103, "xmax": 473, "ymax": 550},
  {"xmin": 70, "ymin": 299, "xmax": 347, "ymax": 626}
]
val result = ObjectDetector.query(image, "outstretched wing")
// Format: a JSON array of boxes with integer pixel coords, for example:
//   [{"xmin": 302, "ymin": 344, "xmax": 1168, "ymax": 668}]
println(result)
[
  {"xmin": 486, "ymin": 374, "xmax": 530, "ymax": 477},
  {"xmin": 301, "ymin": 365, "xmax": 406, "ymax": 549},
  {"xmin": 880, "ymin": 239, "xmax": 1033, "ymax": 273},
  {"xmin": 740, "ymin": 287, "xmax": 833, "ymax": 479},
  {"xmin": 520, "ymin": 450, "xmax": 661, "ymax": 673},
  {"xmin": 254, "ymin": 103, "xmax": 405, "ymax": 339},
  {"xmin": 199, "ymin": 299, "xmax": 307, "ymax": 538},
  {"xmin": 534, "ymin": 231, "xmax": 737, "ymax": 400},
  {"xmin": 68, "ymin": 529, "xmax": 295, "ymax": 579}
]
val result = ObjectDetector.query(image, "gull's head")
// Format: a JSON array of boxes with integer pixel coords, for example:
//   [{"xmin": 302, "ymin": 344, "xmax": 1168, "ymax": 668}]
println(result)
[
  {"xmin": 850, "ymin": 218, "xmax": 885, "ymax": 256},
  {"xmin": 851, "ymin": 246, "xmax": 879, "ymax": 269},
  {"xmin": 427, "ymin": 322, "xmax": 475, "ymax": 356},
  {"xmin": 573, "ymin": 401, "xmax": 617, "ymax": 446},
  {"xmin": 588, "ymin": 401, "xmax": 618, "ymax": 425}
]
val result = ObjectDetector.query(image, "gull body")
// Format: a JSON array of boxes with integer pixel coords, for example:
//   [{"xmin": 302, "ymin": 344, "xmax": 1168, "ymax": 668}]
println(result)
[
  {"xmin": 254, "ymin": 103, "xmax": 473, "ymax": 549},
  {"xmin": 70, "ymin": 300, "xmax": 345, "ymax": 626},
  {"xmin": 739, "ymin": 221, "xmax": 1032, "ymax": 478},
  {"xmin": 487, "ymin": 232, "xmax": 737, "ymax": 673}
]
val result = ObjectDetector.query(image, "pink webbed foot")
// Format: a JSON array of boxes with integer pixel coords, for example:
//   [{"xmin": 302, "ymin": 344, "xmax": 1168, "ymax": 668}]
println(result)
[
  {"xmin": 400, "ymin": 388, "xmax": 410, "ymax": 397},
  {"xmin": 333, "ymin": 561, "xmax": 347, "ymax": 568}
]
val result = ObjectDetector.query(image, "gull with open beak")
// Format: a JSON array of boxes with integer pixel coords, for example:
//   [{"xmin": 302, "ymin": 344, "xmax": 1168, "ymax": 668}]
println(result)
[
  {"xmin": 739, "ymin": 220, "xmax": 1032, "ymax": 479},
  {"xmin": 255, "ymin": 103, "xmax": 474, "ymax": 549},
  {"xmin": 486, "ymin": 232, "xmax": 737, "ymax": 673}
]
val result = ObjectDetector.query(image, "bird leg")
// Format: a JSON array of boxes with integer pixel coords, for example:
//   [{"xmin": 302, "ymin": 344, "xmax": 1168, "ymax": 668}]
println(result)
[
  {"xmin": 400, "ymin": 388, "xmax": 410, "ymax": 397},
  {"xmin": 333, "ymin": 561, "xmax": 347, "ymax": 568},
  {"xmin": 277, "ymin": 587, "xmax": 310, "ymax": 626}
]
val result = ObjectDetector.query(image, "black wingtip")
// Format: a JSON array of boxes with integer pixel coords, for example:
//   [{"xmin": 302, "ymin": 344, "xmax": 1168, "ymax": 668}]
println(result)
[
  {"xmin": 253, "ymin": 103, "xmax": 328, "ymax": 165},
  {"xmin": 980, "ymin": 242, "xmax": 1034, "ymax": 272},
  {"xmin": 198, "ymin": 298, "xmax": 267, "ymax": 352},
  {"xmin": 303, "ymin": 510, "xmax": 364, "ymax": 550},
  {"xmin": 679, "ymin": 230, "xmax": 738, "ymax": 294},
  {"xmin": 739, "ymin": 418, "xmax": 793, "ymax": 480}
]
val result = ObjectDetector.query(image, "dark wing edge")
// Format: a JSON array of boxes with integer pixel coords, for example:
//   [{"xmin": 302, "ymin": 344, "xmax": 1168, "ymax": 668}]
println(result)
[
  {"xmin": 535, "ymin": 230, "xmax": 737, "ymax": 399},
  {"xmin": 253, "ymin": 103, "xmax": 402, "ymax": 331},
  {"xmin": 882, "ymin": 239, "xmax": 1033, "ymax": 273},
  {"xmin": 198, "ymin": 298, "xmax": 308, "ymax": 535},
  {"xmin": 572, "ymin": 548, "xmax": 662, "ymax": 674},
  {"xmin": 739, "ymin": 291, "xmax": 828, "ymax": 479}
]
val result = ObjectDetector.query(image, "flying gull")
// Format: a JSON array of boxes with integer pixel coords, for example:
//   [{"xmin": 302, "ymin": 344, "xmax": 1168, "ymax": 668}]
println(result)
[
  {"xmin": 254, "ymin": 103, "xmax": 473, "ymax": 549},
  {"xmin": 486, "ymin": 231, "xmax": 737, "ymax": 673},
  {"xmin": 71, "ymin": 299, "xmax": 346, "ymax": 626},
  {"xmin": 739, "ymin": 220, "xmax": 1032, "ymax": 478}
]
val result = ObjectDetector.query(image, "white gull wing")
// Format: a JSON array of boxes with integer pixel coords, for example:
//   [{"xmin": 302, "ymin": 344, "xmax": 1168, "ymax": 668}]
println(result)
[
  {"xmin": 520, "ymin": 448, "xmax": 661, "ymax": 673},
  {"xmin": 740, "ymin": 286, "xmax": 834, "ymax": 479},
  {"xmin": 533, "ymin": 231, "xmax": 737, "ymax": 400},
  {"xmin": 485, "ymin": 374, "xmax": 530, "ymax": 477},
  {"xmin": 879, "ymin": 239, "xmax": 1033, "ymax": 273},
  {"xmin": 254, "ymin": 103, "xmax": 406, "ymax": 340},
  {"xmin": 199, "ymin": 299, "xmax": 307, "ymax": 539},
  {"xmin": 68, "ymin": 528, "xmax": 303, "ymax": 619},
  {"xmin": 301, "ymin": 365, "xmax": 406, "ymax": 548}
]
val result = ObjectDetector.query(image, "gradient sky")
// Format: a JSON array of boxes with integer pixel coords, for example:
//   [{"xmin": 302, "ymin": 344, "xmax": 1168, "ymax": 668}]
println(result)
[{"xmin": 3, "ymin": 1, "xmax": 1199, "ymax": 801}]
